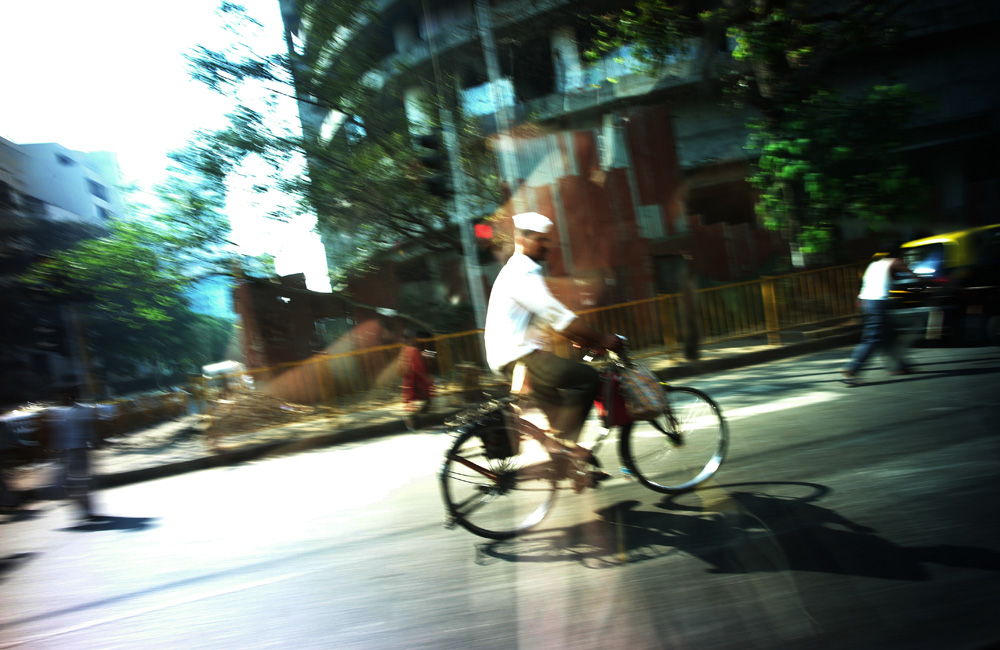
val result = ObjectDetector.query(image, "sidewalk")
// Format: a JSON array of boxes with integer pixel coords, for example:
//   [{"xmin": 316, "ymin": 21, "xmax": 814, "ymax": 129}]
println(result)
[{"xmin": 7, "ymin": 321, "xmax": 860, "ymax": 500}]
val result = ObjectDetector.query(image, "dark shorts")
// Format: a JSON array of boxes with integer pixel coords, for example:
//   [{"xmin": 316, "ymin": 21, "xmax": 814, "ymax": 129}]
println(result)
[{"xmin": 504, "ymin": 351, "xmax": 600, "ymax": 407}]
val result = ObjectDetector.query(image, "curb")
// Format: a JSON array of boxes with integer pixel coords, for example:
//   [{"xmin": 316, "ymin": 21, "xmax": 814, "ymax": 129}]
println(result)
[
  {"xmin": 20, "ymin": 327, "xmax": 860, "ymax": 496},
  {"xmin": 657, "ymin": 330, "xmax": 860, "ymax": 382},
  {"xmin": 15, "ymin": 411, "xmax": 463, "ymax": 501}
]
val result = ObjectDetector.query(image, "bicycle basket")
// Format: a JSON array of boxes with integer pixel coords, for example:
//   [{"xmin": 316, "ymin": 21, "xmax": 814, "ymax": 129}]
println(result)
[
  {"xmin": 594, "ymin": 369, "xmax": 633, "ymax": 427},
  {"xmin": 447, "ymin": 399, "xmax": 520, "ymax": 459},
  {"xmin": 618, "ymin": 362, "xmax": 668, "ymax": 420}
]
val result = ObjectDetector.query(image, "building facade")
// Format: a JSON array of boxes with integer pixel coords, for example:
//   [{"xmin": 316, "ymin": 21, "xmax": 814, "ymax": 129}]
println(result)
[
  {"xmin": 0, "ymin": 137, "xmax": 127, "ymax": 404},
  {"xmin": 253, "ymin": 0, "xmax": 1000, "ymax": 365},
  {"xmin": 5, "ymin": 140, "xmax": 125, "ymax": 225}
]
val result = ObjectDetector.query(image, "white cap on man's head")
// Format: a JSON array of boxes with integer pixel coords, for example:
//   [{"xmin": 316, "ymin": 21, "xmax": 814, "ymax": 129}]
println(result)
[{"xmin": 512, "ymin": 211, "xmax": 553, "ymax": 234}]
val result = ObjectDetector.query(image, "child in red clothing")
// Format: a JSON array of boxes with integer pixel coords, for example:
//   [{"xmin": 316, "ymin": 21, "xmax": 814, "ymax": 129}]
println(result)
[{"xmin": 400, "ymin": 329, "xmax": 434, "ymax": 430}]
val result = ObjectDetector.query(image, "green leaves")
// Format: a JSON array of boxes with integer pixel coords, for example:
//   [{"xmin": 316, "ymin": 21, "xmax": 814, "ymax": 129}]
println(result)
[
  {"xmin": 19, "ymin": 164, "xmax": 248, "ymax": 376},
  {"xmin": 586, "ymin": 2, "xmax": 922, "ymax": 258},
  {"xmin": 747, "ymin": 84, "xmax": 927, "ymax": 254},
  {"xmin": 586, "ymin": 0, "xmax": 696, "ymax": 71},
  {"xmin": 181, "ymin": 1, "xmax": 506, "ymax": 277}
]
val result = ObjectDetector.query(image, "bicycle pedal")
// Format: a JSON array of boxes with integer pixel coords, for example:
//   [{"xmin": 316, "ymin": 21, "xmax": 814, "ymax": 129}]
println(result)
[
  {"xmin": 571, "ymin": 469, "xmax": 610, "ymax": 493},
  {"xmin": 443, "ymin": 517, "xmax": 457, "ymax": 530}
]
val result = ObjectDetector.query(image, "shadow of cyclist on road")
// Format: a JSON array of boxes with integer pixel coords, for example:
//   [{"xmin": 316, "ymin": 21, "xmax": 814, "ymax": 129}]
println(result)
[
  {"xmin": 477, "ymin": 483, "xmax": 1000, "ymax": 579},
  {"xmin": 636, "ymin": 488, "xmax": 1000, "ymax": 579}
]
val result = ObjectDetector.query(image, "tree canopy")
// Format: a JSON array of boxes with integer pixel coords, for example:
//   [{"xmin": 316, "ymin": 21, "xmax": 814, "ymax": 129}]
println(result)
[
  {"xmin": 185, "ymin": 0, "xmax": 934, "ymax": 272},
  {"xmin": 749, "ymin": 84, "xmax": 928, "ymax": 254},
  {"xmin": 589, "ymin": 0, "xmax": 927, "ymax": 255},
  {"xmin": 19, "ymin": 172, "xmax": 254, "ymax": 386},
  {"xmin": 184, "ymin": 1, "xmax": 501, "ymax": 279}
]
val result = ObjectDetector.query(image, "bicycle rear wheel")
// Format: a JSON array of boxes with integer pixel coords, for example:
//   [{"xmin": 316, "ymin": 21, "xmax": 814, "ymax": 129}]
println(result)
[
  {"xmin": 619, "ymin": 386, "xmax": 727, "ymax": 493},
  {"xmin": 440, "ymin": 425, "xmax": 557, "ymax": 540}
]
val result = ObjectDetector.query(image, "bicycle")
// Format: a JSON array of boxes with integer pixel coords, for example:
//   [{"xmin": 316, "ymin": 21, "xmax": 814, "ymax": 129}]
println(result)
[{"xmin": 439, "ymin": 344, "xmax": 728, "ymax": 539}]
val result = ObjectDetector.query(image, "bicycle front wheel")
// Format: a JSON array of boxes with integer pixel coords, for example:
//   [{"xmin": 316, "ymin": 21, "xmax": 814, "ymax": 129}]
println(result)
[
  {"xmin": 619, "ymin": 386, "xmax": 727, "ymax": 493},
  {"xmin": 440, "ymin": 425, "xmax": 557, "ymax": 540}
]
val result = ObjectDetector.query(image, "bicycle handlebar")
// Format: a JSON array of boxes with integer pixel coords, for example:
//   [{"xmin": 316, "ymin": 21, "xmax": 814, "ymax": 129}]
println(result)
[{"xmin": 582, "ymin": 335, "xmax": 631, "ymax": 365}]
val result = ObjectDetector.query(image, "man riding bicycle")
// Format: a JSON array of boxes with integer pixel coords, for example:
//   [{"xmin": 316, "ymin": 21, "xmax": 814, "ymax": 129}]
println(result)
[{"xmin": 483, "ymin": 211, "xmax": 623, "ymax": 469}]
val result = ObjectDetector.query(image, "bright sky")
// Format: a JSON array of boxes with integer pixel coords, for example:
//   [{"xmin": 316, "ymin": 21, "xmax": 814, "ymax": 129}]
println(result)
[{"xmin": 0, "ymin": 0, "xmax": 331, "ymax": 291}]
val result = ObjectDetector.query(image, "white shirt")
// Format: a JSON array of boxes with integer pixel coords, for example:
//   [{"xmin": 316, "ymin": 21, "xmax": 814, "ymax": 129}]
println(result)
[
  {"xmin": 858, "ymin": 258, "xmax": 894, "ymax": 301},
  {"xmin": 484, "ymin": 252, "xmax": 578, "ymax": 373}
]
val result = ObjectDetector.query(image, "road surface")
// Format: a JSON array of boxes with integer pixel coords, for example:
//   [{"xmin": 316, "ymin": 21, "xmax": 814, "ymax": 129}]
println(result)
[{"xmin": 2, "ymin": 344, "xmax": 998, "ymax": 649}]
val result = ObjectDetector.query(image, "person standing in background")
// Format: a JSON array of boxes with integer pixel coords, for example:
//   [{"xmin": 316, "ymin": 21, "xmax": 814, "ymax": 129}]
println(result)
[{"xmin": 400, "ymin": 328, "xmax": 434, "ymax": 431}]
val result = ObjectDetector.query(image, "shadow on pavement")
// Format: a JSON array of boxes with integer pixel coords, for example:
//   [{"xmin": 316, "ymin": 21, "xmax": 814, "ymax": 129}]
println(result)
[
  {"xmin": 0, "ymin": 507, "xmax": 43, "ymax": 525},
  {"xmin": 0, "ymin": 552, "xmax": 37, "ymax": 585},
  {"xmin": 476, "ymin": 482, "xmax": 1000, "ymax": 579},
  {"xmin": 843, "ymin": 363, "xmax": 1000, "ymax": 388},
  {"xmin": 61, "ymin": 515, "xmax": 159, "ymax": 533}
]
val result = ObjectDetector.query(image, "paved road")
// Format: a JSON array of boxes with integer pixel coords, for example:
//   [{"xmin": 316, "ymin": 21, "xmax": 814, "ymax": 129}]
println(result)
[{"xmin": 2, "ymin": 344, "xmax": 999, "ymax": 650}]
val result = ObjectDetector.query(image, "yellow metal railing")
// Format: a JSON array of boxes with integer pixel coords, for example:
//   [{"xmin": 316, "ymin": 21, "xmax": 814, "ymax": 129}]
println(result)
[
  {"xmin": 571, "ymin": 262, "xmax": 864, "ymax": 354},
  {"xmin": 207, "ymin": 263, "xmax": 864, "ymax": 412}
]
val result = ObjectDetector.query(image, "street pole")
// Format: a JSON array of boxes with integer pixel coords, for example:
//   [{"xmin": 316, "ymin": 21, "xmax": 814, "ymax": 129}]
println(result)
[
  {"xmin": 421, "ymin": 0, "xmax": 489, "ymax": 330},
  {"xmin": 475, "ymin": 0, "xmax": 523, "ymax": 213},
  {"xmin": 440, "ymin": 109, "xmax": 488, "ymax": 330}
]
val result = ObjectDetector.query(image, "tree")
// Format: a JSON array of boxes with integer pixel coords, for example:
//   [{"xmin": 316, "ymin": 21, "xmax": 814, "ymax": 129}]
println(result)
[
  {"xmin": 749, "ymin": 84, "xmax": 928, "ymax": 255},
  {"xmin": 19, "ymin": 172, "xmax": 252, "ymax": 385},
  {"xmin": 183, "ymin": 1, "xmax": 502, "ymax": 279},
  {"xmin": 588, "ymin": 0, "xmax": 927, "ymax": 254},
  {"xmin": 0, "ymin": 212, "xmax": 101, "ymax": 351}
]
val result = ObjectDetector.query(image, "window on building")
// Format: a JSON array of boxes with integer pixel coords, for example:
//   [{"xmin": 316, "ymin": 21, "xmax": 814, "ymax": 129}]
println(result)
[
  {"xmin": 56, "ymin": 153, "xmax": 74, "ymax": 165},
  {"xmin": 502, "ymin": 35, "xmax": 555, "ymax": 101},
  {"xmin": 96, "ymin": 206, "xmax": 110, "ymax": 220},
  {"xmin": 87, "ymin": 179, "xmax": 108, "ymax": 201},
  {"xmin": 687, "ymin": 173, "xmax": 757, "ymax": 226}
]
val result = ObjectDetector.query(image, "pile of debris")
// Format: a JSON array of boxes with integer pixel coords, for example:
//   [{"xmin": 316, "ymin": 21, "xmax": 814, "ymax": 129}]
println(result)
[{"xmin": 202, "ymin": 391, "xmax": 339, "ymax": 440}]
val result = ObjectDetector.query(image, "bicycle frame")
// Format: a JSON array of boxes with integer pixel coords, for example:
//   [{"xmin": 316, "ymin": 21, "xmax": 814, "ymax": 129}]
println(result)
[
  {"xmin": 448, "ymin": 454, "xmax": 499, "ymax": 482},
  {"xmin": 490, "ymin": 352, "xmax": 632, "ymax": 476},
  {"xmin": 443, "ymin": 347, "xmax": 662, "ymax": 492},
  {"xmin": 441, "ymin": 345, "xmax": 728, "ymax": 538}
]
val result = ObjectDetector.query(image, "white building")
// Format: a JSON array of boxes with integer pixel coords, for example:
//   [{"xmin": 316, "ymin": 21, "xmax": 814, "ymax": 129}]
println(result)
[
  {"xmin": 1, "ymin": 137, "xmax": 126, "ymax": 225},
  {"xmin": 15, "ymin": 141, "xmax": 125, "ymax": 225},
  {"xmin": 1, "ymin": 137, "xmax": 128, "ymax": 401}
]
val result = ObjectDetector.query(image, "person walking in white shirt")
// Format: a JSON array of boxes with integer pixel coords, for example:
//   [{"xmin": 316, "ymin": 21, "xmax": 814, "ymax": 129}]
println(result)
[
  {"xmin": 47, "ymin": 383, "xmax": 101, "ymax": 521},
  {"xmin": 841, "ymin": 243, "xmax": 918, "ymax": 384}
]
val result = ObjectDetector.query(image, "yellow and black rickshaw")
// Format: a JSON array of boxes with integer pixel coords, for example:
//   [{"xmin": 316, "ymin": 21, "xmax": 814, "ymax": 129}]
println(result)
[{"xmin": 889, "ymin": 224, "xmax": 1000, "ymax": 345}]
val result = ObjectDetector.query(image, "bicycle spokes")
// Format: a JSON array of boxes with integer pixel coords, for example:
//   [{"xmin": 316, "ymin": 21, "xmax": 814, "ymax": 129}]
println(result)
[
  {"xmin": 618, "ymin": 386, "xmax": 727, "ymax": 493},
  {"xmin": 647, "ymin": 417, "xmax": 683, "ymax": 446},
  {"xmin": 440, "ymin": 429, "xmax": 558, "ymax": 540}
]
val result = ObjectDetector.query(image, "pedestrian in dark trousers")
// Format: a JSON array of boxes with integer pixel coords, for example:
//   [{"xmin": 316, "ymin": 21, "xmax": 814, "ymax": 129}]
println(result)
[
  {"xmin": 47, "ymin": 384, "xmax": 102, "ymax": 521},
  {"xmin": 841, "ymin": 244, "xmax": 919, "ymax": 385},
  {"xmin": 0, "ymin": 463, "xmax": 20, "ymax": 512}
]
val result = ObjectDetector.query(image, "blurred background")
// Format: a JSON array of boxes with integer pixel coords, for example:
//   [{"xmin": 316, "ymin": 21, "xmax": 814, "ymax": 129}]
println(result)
[
  {"xmin": 0, "ymin": 0, "xmax": 997, "ymax": 423},
  {"xmin": 2, "ymin": 3, "xmax": 999, "ymax": 650}
]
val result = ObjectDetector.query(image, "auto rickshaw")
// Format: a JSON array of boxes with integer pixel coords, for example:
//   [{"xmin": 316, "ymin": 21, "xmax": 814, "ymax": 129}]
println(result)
[{"xmin": 889, "ymin": 224, "xmax": 1000, "ymax": 345}]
